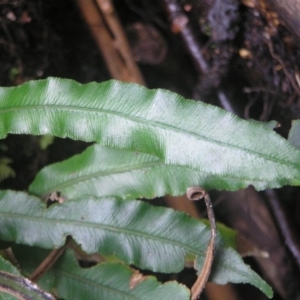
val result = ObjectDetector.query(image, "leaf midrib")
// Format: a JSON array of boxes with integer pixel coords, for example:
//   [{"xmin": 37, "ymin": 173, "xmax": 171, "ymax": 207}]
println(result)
[
  {"xmin": 35, "ymin": 157, "xmax": 286, "ymax": 197},
  {"xmin": 38, "ymin": 160, "xmax": 163, "ymax": 195},
  {"xmin": 0, "ymin": 105, "xmax": 295, "ymax": 168},
  {"xmin": 0, "ymin": 210, "xmax": 203, "ymax": 256},
  {"xmin": 21, "ymin": 259, "xmax": 142, "ymax": 300},
  {"xmin": 57, "ymin": 268, "xmax": 141, "ymax": 300}
]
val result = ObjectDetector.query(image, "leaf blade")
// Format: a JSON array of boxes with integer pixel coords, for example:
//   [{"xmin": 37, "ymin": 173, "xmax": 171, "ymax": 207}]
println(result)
[
  {"xmin": 15, "ymin": 248, "xmax": 190, "ymax": 300},
  {"xmin": 0, "ymin": 190, "xmax": 272, "ymax": 297},
  {"xmin": 29, "ymin": 144, "xmax": 249, "ymax": 198},
  {"xmin": 1, "ymin": 78, "xmax": 300, "ymax": 190},
  {"xmin": 0, "ymin": 255, "xmax": 54, "ymax": 300},
  {"xmin": 29, "ymin": 144, "xmax": 278, "ymax": 199}
]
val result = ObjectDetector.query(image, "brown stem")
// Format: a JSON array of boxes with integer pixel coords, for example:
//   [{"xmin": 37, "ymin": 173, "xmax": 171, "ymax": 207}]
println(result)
[
  {"xmin": 186, "ymin": 187, "xmax": 216, "ymax": 300},
  {"xmin": 76, "ymin": 0, "xmax": 145, "ymax": 85},
  {"xmin": 95, "ymin": 0, "xmax": 145, "ymax": 84},
  {"xmin": 29, "ymin": 242, "xmax": 69, "ymax": 282}
]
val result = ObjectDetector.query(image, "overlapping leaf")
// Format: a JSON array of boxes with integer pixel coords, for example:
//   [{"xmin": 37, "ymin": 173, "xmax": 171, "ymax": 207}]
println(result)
[
  {"xmin": 0, "ymin": 255, "xmax": 20, "ymax": 300},
  {"xmin": 0, "ymin": 190, "xmax": 272, "ymax": 297},
  {"xmin": 0, "ymin": 77, "xmax": 299, "ymax": 190},
  {"xmin": 29, "ymin": 144, "xmax": 249, "ymax": 198},
  {"xmin": 0, "ymin": 255, "xmax": 54, "ymax": 300},
  {"xmin": 14, "ymin": 247, "xmax": 190, "ymax": 300}
]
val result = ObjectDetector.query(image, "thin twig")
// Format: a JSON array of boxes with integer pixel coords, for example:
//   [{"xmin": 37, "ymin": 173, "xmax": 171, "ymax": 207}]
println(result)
[
  {"xmin": 217, "ymin": 89, "xmax": 237, "ymax": 114},
  {"xmin": 265, "ymin": 36, "xmax": 300, "ymax": 96},
  {"xmin": 243, "ymin": 86, "xmax": 279, "ymax": 95},
  {"xmin": 186, "ymin": 187, "xmax": 216, "ymax": 300},
  {"xmin": 265, "ymin": 189, "xmax": 300, "ymax": 269},
  {"xmin": 163, "ymin": 0, "xmax": 241, "ymax": 120},
  {"xmin": 29, "ymin": 240, "xmax": 70, "ymax": 282},
  {"xmin": 163, "ymin": 0, "xmax": 210, "ymax": 74}
]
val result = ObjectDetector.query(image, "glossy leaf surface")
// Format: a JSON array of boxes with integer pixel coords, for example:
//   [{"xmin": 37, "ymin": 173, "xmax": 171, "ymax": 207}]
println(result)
[
  {"xmin": 0, "ymin": 190, "xmax": 272, "ymax": 297},
  {"xmin": 0, "ymin": 78, "xmax": 299, "ymax": 190}
]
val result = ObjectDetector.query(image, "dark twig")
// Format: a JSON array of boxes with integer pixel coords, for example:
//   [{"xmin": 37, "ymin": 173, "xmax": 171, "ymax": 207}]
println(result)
[
  {"xmin": 265, "ymin": 189, "xmax": 300, "ymax": 269},
  {"xmin": 163, "ymin": 0, "xmax": 210, "ymax": 74},
  {"xmin": 217, "ymin": 90, "xmax": 237, "ymax": 114},
  {"xmin": 163, "ymin": 0, "xmax": 240, "ymax": 119},
  {"xmin": 265, "ymin": 36, "xmax": 300, "ymax": 96},
  {"xmin": 186, "ymin": 186, "xmax": 216, "ymax": 300},
  {"xmin": 244, "ymin": 86, "xmax": 279, "ymax": 95}
]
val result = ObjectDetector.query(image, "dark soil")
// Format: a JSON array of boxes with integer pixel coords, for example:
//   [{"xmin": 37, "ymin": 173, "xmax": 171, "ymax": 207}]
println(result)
[{"xmin": 1, "ymin": 0, "xmax": 300, "ymax": 299}]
